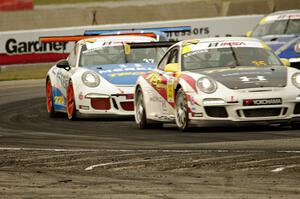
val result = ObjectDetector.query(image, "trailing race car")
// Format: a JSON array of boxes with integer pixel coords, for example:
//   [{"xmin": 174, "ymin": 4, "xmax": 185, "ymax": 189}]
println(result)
[
  {"xmin": 134, "ymin": 37, "xmax": 300, "ymax": 131},
  {"xmin": 247, "ymin": 9, "xmax": 300, "ymax": 68},
  {"xmin": 42, "ymin": 33, "xmax": 175, "ymax": 120}
]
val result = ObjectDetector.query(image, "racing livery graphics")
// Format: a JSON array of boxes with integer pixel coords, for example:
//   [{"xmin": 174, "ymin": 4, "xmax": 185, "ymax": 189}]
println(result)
[
  {"xmin": 248, "ymin": 10, "xmax": 300, "ymax": 69},
  {"xmin": 45, "ymin": 34, "xmax": 174, "ymax": 120},
  {"xmin": 134, "ymin": 37, "xmax": 300, "ymax": 131}
]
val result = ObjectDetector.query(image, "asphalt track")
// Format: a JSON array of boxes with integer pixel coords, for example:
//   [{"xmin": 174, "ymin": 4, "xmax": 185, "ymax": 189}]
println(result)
[{"xmin": 0, "ymin": 79, "xmax": 300, "ymax": 199}]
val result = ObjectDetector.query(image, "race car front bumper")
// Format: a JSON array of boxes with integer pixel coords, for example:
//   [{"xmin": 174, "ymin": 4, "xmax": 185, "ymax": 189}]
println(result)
[
  {"xmin": 77, "ymin": 93, "xmax": 134, "ymax": 116},
  {"xmin": 187, "ymin": 88, "xmax": 300, "ymax": 127}
]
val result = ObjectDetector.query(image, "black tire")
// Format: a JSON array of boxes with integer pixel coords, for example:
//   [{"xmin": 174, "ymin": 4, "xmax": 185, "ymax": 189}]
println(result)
[
  {"xmin": 135, "ymin": 87, "xmax": 163, "ymax": 129},
  {"xmin": 175, "ymin": 88, "xmax": 189, "ymax": 131},
  {"xmin": 291, "ymin": 122, "xmax": 300, "ymax": 129},
  {"xmin": 135, "ymin": 87, "xmax": 148, "ymax": 129},
  {"xmin": 46, "ymin": 79, "xmax": 58, "ymax": 118}
]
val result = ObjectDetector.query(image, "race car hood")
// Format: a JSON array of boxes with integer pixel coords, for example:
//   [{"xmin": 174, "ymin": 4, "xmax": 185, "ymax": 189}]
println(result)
[
  {"xmin": 86, "ymin": 63, "xmax": 156, "ymax": 85},
  {"xmin": 197, "ymin": 65, "xmax": 287, "ymax": 90},
  {"xmin": 259, "ymin": 34, "xmax": 299, "ymax": 51}
]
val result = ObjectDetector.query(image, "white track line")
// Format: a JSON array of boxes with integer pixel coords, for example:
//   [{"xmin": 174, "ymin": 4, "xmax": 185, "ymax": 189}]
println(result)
[
  {"xmin": 278, "ymin": 151, "xmax": 300, "ymax": 154},
  {"xmin": 271, "ymin": 165, "xmax": 297, "ymax": 173},
  {"xmin": 1, "ymin": 147, "xmax": 300, "ymax": 154},
  {"xmin": 85, "ymin": 157, "xmax": 170, "ymax": 171},
  {"xmin": 0, "ymin": 147, "xmax": 263, "ymax": 153}
]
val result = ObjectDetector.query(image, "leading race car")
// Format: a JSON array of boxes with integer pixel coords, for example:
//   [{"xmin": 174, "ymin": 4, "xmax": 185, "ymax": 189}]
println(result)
[
  {"xmin": 247, "ymin": 9, "xmax": 300, "ymax": 68},
  {"xmin": 134, "ymin": 37, "xmax": 300, "ymax": 131},
  {"xmin": 43, "ymin": 33, "xmax": 175, "ymax": 120}
]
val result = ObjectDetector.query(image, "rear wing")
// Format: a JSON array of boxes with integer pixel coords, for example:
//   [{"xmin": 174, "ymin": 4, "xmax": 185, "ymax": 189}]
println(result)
[
  {"xmin": 84, "ymin": 26, "xmax": 191, "ymax": 36},
  {"xmin": 39, "ymin": 26, "xmax": 190, "ymax": 43},
  {"xmin": 128, "ymin": 41, "xmax": 177, "ymax": 49},
  {"xmin": 39, "ymin": 32, "xmax": 158, "ymax": 43}
]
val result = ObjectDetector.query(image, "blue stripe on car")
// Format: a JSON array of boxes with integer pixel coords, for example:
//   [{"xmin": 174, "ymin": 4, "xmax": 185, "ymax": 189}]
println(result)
[{"xmin": 86, "ymin": 63, "xmax": 156, "ymax": 85}]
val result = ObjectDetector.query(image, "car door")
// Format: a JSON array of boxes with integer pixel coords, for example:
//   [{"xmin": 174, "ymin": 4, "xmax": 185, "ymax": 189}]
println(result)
[{"xmin": 146, "ymin": 47, "xmax": 180, "ymax": 118}]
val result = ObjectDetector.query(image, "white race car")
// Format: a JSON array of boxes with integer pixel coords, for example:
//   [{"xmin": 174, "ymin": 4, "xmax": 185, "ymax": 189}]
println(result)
[
  {"xmin": 44, "ymin": 34, "xmax": 174, "ymax": 120},
  {"xmin": 134, "ymin": 37, "xmax": 300, "ymax": 131}
]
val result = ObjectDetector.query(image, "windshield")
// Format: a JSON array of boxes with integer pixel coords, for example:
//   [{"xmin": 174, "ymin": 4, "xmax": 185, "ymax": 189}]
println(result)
[
  {"xmin": 79, "ymin": 45, "xmax": 167, "ymax": 66},
  {"xmin": 253, "ymin": 19, "xmax": 300, "ymax": 36},
  {"xmin": 182, "ymin": 47, "xmax": 283, "ymax": 71}
]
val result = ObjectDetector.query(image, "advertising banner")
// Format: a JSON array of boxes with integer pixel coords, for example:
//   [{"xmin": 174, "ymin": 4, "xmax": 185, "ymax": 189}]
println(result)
[
  {"xmin": 0, "ymin": 0, "xmax": 33, "ymax": 11},
  {"xmin": 0, "ymin": 15, "xmax": 262, "ymax": 66}
]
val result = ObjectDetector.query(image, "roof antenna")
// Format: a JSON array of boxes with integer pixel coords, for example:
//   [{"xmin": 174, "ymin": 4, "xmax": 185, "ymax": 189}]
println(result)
[{"xmin": 92, "ymin": 10, "xmax": 98, "ymax": 25}]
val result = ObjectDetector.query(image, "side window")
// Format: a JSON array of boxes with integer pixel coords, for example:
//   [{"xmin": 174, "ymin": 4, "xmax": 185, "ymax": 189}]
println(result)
[
  {"xmin": 67, "ymin": 44, "xmax": 79, "ymax": 67},
  {"xmin": 157, "ymin": 50, "xmax": 171, "ymax": 71},
  {"xmin": 168, "ymin": 49, "xmax": 179, "ymax": 64},
  {"xmin": 157, "ymin": 48, "xmax": 179, "ymax": 71}
]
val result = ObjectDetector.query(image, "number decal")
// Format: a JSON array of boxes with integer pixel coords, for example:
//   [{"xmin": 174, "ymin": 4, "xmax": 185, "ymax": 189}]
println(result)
[
  {"xmin": 252, "ymin": 60, "xmax": 266, "ymax": 66},
  {"xmin": 54, "ymin": 96, "xmax": 64, "ymax": 104}
]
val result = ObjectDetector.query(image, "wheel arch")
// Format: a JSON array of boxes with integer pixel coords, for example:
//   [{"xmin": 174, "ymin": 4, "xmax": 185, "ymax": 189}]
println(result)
[
  {"xmin": 135, "ymin": 84, "xmax": 142, "ymax": 95},
  {"xmin": 175, "ymin": 84, "xmax": 182, "ymax": 94},
  {"xmin": 176, "ymin": 78, "xmax": 198, "ymax": 95},
  {"xmin": 45, "ymin": 71, "xmax": 55, "ymax": 87},
  {"xmin": 68, "ymin": 76, "xmax": 79, "ymax": 110}
]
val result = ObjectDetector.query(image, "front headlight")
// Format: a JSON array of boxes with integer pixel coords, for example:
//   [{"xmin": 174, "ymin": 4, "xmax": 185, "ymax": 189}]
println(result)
[
  {"xmin": 197, "ymin": 76, "xmax": 217, "ymax": 94},
  {"xmin": 292, "ymin": 73, "xmax": 300, "ymax": 89},
  {"xmin": 81, "ymin": 71, "xmax": 100, "ymax": 87},
  {"xmin": 294, "ymin": 42, "xmax": 300, "ymax": 53}
]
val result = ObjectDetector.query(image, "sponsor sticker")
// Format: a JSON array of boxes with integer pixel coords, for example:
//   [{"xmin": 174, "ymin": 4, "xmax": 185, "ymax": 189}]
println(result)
[
  {"xmin": 243, "ymin": 98, "xmax": 282, "ymax": 106},
  {"xmin": 167, "ymin": 78, "xmax": 174, "ymax": 102},
  {"xmin": 262, "ymin": 13, "xmax": 300, "ymax": 23},
  {"xmin": 84, "ymin": 39, "xmax": 96, "ymax": 43},
  {"xmin": 162, "ymin": 102, "xmax": 168, "ymax": 114},
  {"xmin": 240, "ymin": 75, "xmax": 267, "ymax": 82},
  {"xmin": 124, "ymin": 44, "xmax": 131, "ymax": 55},
  {"xmin": 109, "ymin": 71, "xmax": 145, "ymax": 77},
  {"xmin": 54, "ymin": 96, "xmax": 64, "ymax": 105},
  {"xmin": 182, "ymin": 45, "xmax": 191, "ymax": 54}
]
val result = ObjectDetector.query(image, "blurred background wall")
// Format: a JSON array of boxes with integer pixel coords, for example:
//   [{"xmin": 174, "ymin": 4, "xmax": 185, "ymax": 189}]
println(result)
[{"xmin": 0, "ymin": 0, "xmax": 299, "ymax": 31}]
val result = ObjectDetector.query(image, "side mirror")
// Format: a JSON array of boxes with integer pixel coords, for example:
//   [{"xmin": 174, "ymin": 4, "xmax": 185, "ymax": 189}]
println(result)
[
  {"xmin": 164, "ymin": 63, "xmax": 179, "ymax": 73},
  {"xmin": 280, "ymin": 58, "xmax": 290, "ymax": 67},
  {"xmin": 246, "ymin": 31, "xmax": 253, "ymax": 37},
  {"xmin": 56, "ymin": 59, "xmax": 70, "ymax": 71}
]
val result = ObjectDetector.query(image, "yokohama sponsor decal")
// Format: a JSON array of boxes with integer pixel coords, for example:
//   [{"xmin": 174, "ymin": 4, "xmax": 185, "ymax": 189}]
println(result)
[{"xmin": 243, "ymin": 98, "xmax": 282, "ymax": 106}]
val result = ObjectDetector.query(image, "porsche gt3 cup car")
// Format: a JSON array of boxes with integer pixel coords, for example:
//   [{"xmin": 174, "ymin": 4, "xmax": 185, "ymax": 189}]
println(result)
[
  {"xmin": 247, "ymin": 9, "xmax": 300, "ymax": 68},
  {"xmin": 44, "ymin": 34, "xmax": 174, "ymax": 120},
  {"xmin": 134, "ymin": 37, "xmax": 300, "ymax": 131}
]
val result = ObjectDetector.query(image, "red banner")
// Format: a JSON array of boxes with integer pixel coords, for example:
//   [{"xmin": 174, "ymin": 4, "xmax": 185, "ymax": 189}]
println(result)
[
  {"xmin": 0, "ymin": 0, "xmax": 33, "ymax": 11},
  {"xmin": 0, "ymin": 53, "xmax": 68, "ymax": 65}
]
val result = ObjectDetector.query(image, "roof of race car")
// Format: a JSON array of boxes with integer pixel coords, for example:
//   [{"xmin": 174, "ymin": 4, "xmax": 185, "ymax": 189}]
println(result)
[
  {"xmin": 269, "ymin": 9, "xmax": 300, "ymax": 16},
  {"xmin": 260, "ymin": 9, "xmax": 300, "ymax": 24},
  {"xmin": 175, "ymin": 37, "xmax": 263, "ymax": 47}
]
